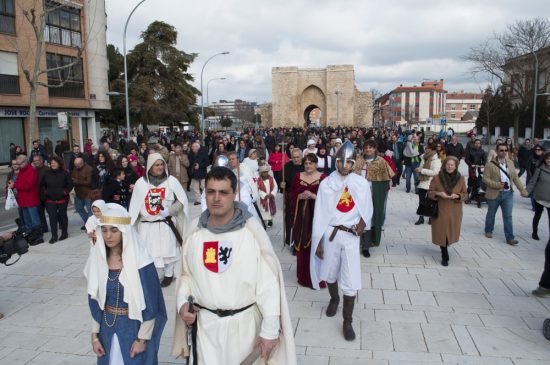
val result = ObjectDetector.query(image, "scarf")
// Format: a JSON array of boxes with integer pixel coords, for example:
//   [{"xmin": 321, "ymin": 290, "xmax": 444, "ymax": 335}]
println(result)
[
  {"xmin": 148, "ymin": 172, "xmax": 167, "ymax": 187},
  {"xmin": 316, "ymin": 151, "xmax": 330, "ymax": 174},
  {"xmin": 418, "ymin": 151, "xmax": 437, "ymax": 182},
  {"xmin": 438, "ymin": 168, "xmax": 461, "ymax": 194},
  {"xmin": 258, "ymin": 175, "xmax": 277, "ymax": 216},
  {"xmin": 198, "ymin": 201, "xmax": 252, "ymax": 234}
]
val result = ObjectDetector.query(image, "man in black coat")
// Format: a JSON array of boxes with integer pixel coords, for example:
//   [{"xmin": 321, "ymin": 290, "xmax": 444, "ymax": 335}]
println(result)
[
  {"xmin": 264, "ymin": 130, "xmax": 276, "ymax": 153},
  {"xmin": 188, "ymin": 142, "xmax": 209, "ymax": 205},
  {"xmin": 445, "ymin": 136, "xmax": 465, "ymax": 161}
]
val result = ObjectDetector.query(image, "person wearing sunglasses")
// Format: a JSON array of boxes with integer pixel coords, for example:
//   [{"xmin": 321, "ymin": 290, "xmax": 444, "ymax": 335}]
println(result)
[{"xmin": 482, "ymin": 143, "xmax": 529, "ymax": 245}]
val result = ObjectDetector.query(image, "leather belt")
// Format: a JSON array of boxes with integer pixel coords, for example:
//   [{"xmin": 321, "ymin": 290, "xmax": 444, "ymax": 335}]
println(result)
[
  {"xmin": 105, "ymin": 304, "xmax": 129, "ymax": 315},
  {"xmin": 329, "ymin": 225, "xmax": 356, "ymax": 242},
  {"xmin": 141, "ymin": 216, "xmax": 183, "ymax": 246},
  {"xmin": 195, "ymin": 303, "xmax": 254, "ymax": 317}
]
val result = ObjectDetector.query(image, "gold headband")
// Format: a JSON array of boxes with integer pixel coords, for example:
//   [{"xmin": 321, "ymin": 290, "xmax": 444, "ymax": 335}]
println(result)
[{"xmin": 100, "ymin": 216, "xmax": 131, "ymax": 225}]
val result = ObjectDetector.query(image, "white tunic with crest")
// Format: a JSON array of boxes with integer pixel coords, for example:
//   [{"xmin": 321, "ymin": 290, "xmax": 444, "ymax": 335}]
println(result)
[{"xmin": 177, "ymin": 221, "xmax": 281, "ymax": 364}]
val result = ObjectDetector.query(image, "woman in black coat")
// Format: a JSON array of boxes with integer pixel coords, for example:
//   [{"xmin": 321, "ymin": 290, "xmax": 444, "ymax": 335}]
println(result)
[{"xmin": 40, "ymin": 156, "xmax": 73, "ymax": 243}]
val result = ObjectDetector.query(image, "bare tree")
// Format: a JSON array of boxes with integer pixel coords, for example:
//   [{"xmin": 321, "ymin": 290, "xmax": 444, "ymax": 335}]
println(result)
[
  {"xmin": 10, "ymin": 0, "xmax": 91, "ymax": 148},
  {"xmin": 464, "ymin": 17, "xmax": 550, "ymax": 140}
]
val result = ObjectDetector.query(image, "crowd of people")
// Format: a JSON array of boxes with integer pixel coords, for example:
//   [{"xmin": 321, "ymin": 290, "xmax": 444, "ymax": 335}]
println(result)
[{"xmin": 2, "ymin": 125, "xmax": 550, "ymax": 361}]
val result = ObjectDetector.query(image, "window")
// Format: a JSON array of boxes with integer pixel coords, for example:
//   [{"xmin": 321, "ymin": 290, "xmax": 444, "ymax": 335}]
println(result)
[
  {"xmin": 469, "ymin": 104, "xmax": 476, "ymax": 111},
  {"xmin": 46, "ymin": 53, "xmax": 84, "ymax": 98},
  {"xmin": 0, "ymin": 0, "xmax": 15, "ymax": 34},
  {"xmin": 462, "ymin": 104, "xmax": 467, "ymax": 110},
  {"xmin": 44, "ymin": 1, "xmax": 81, "ymax": 47},
  {"xmin": 450, "ymin": 113, "xmax": 456, "ymax": 119},
  {"xmin": 450, "ymin": 104, "xmax": 456, "ymax": 111},
  {"xmin": 0, "ymin": 51, "xmax": 20, "ymax": 94}
]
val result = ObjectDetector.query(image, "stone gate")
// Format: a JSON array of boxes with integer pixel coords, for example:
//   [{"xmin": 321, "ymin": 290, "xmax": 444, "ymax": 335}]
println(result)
[{"xmin": 270, "ymin": 65, "xmax": 372, "ymax": 128}]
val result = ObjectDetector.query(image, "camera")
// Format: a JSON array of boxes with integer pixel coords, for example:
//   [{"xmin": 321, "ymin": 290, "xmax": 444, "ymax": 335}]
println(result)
[
  {"xmin": 0, "ymin": 219, "xmax": 33, "ymax": 266},
  {"xmin": 503, "ymin": 181, "xmax": 510, "ymax": 190}
]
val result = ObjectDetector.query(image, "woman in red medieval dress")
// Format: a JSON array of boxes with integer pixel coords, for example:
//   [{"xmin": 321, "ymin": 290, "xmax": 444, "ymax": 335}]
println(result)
[{"xmin": 291, "ymin": 153, "xmax": 327, "ymax": 289}]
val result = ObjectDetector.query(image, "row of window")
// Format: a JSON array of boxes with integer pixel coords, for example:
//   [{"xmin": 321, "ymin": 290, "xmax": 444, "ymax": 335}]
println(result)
[
  {"xmin": 0, "ymin": 51, "xmax": 84, "ymax": 98},
  {"xmin": 449, "ymin": 104, "xmax": 477, "ymax": 111},
  {"xmin": 1, "ymin": 0, "xmax": 82, "ymax": 50}
]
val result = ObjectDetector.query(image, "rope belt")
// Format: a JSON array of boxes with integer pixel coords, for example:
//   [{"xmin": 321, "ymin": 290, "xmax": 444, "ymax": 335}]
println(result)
[
  {"xmin": 105, "ymin": 304, "xmax": 129, "ymax": 316},
  {"xmin": 329, "ymin": 225, "xmax": 357, "ymax": 242},
  {"xmin": 195, "ymin": 303, "xmax": 254, "ymax": 317}
]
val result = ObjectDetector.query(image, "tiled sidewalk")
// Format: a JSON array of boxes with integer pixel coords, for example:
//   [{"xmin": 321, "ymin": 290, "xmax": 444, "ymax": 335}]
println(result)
[{"xmin": 0, "ymin": 180, "xmax": 549, "ymax": 364}]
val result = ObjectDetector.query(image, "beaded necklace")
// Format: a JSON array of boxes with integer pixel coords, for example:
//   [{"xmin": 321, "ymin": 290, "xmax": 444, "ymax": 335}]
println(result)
[{"xmin": 104, "ymin": 269, "xmax": 121, "ymax": 327}]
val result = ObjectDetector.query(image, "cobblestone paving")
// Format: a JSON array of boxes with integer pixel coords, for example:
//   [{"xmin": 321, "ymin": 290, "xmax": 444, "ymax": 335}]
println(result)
[{"xmin": 1, "ymin": 168, "xmax": 549, "ymax": 364}]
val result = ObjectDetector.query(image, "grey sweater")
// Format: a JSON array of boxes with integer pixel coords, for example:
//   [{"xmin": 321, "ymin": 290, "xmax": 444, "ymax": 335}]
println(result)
[{"xmin": 527, "ymin": 164, "xmax": 550, "ymax": 202}]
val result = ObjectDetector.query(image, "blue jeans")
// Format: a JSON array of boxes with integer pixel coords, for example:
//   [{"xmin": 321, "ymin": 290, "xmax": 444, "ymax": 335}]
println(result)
[
  {"xmin": 404, "ymin": 163, "xmax": 419, "ymax": 193},
  {"xmin": 75, "ymin": 197, "xmax": 92, "ymax": 223},
  {"xmin": 21, "ymin": 206, "xmax": 42, "ymax": 231},
  {"xmin": 485, "ymin": 190, "xmax": 514, "ymax": 240}
]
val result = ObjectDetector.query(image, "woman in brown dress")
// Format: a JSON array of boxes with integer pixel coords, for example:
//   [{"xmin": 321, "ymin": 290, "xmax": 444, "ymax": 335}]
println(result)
[
  {"xmin": 291, "ymin": 153, "xmax": 327, "ymax": 288},
  {"xmin": 427, "ymin": 156, "xmax": 468, "ymax": 266}
]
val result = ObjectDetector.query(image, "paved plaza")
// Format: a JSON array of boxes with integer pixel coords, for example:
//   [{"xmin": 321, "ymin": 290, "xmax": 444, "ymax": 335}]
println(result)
[{"xmin": 1, "ymin": 170, "xmax": 549, "ymax": 364}]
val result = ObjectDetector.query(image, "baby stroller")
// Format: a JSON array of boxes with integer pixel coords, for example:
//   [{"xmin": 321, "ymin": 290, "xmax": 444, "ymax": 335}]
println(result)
[{"xmin": 466, "ymin": 165, "xmax": 486, "ymax": 208}]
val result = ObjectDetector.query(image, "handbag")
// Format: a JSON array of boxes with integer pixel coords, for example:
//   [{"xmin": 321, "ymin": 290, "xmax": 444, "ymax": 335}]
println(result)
[
  {"xmin": 416, "ymin": 197, "xmax": 438, "ymax": 218},
  {"xmin": 5, "ymin": 188, "xmax": 18, "ymax": 210}
]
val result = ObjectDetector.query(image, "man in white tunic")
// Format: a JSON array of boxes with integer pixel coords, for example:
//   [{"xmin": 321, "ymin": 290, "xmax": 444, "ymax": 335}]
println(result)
[
  {"xmin": 311, "ymin": 141, "xmax": 373, "ymax": 341},
  {"xmin": 172, "ymin": 167, "xmax": 296, "ymax": 364},
  {"xmin": 128, "ymin": 153, "xmax": 188, "ymax": 287}
]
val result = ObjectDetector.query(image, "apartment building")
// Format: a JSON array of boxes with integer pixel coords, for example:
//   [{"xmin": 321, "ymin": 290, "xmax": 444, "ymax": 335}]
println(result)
[
  {"xmin": 0, "ymin": 0, "xmax": 109, "ymax": 164},
  {"xmin": 387, "ymin": 79, "xmax": 446, "ymax": 128},
  {"xmin": 445, "ymin": 92, "xmax": 484, "ymax": 121}
]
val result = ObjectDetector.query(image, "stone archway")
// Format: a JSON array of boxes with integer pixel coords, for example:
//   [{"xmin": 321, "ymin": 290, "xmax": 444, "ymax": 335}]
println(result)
[
  {"xmin": 301, "ymin": 85, "xmax": 326, "ymax": 127},
  {"xmin": 303, "ymin": 105, "xmax": 322, "ymax": 126}
]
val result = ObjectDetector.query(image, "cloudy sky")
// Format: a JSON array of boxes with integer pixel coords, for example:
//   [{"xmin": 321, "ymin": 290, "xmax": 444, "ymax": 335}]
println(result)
[{"xmin": 105, "ymin": 0, "xmax": 548, "ymax": 104}]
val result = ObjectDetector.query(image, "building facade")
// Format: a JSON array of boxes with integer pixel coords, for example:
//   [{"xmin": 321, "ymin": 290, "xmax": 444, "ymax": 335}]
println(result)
[
  {"xmin": 445, "ymin": 92, "xmax": 483, "ymax": 121},
  {"xmin": 387, "ymin": 80, "xmax": 446, "ymax": 129},
  {"xmin": 0, "ymin": 0, "xmax": 109, "ymax": 164},
  {"xmin": 271, "ymin": 65, "xmax": 372, "ymax": 128}
]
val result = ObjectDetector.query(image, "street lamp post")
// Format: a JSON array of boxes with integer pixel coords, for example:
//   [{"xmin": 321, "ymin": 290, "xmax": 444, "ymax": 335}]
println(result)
[
  {"xmin": 206, "ymin": 77, "xmax": 227, "ymax": 106},
  {"xmin": 123, "ymin": 0, "xmax": 147, "ymax": 140},
  {"xmin": 335, "ymin": 90, "xmax": 341, "ymax": 125},
  {"xmin": 531, "ymin": 51, "xmax": 539, "ymax": 139},
  {"xmin": 200, "ymin": 52, "xmax": 230, "ymax": 143}
]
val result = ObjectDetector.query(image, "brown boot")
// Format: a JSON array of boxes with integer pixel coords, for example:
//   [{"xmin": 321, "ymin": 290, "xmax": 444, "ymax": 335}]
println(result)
[
  {"xmin": 325, "ymin": 282, "xmax": 340, "ymax": 317},
  {"xmin": 342, "ymin": 295, "xmax": 356, "ymax": 341}
]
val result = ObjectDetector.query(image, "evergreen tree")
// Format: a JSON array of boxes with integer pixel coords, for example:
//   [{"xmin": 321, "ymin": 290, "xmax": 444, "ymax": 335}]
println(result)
[{"xmin": 127, "ymin": 21, "xmax": 199, "ymax": 127}]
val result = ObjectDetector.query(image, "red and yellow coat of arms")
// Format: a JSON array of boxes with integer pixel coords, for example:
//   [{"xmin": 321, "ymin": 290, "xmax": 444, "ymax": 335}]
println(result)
[
  {"xmin": 145, "ymin": 188, "xmax": 166, "ymax": 215},
  {"xmin": 203, "ymin": 241, "xmax": 233, "ymax": 273},
  {"xmin": 336, "ymin": 186, "xmax": 355, "ymax": 212}
]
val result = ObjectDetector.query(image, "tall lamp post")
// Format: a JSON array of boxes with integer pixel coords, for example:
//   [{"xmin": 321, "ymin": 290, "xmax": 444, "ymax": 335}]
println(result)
[
  {"xmin": 201, "ymin": 52, "xmax": 230, "ymax": 142},
  {"xmin": 123, "ymin": 0, "xmax": 147, "ymax": 140},
  {"xmin": 206, "ymin": 77, "xmax": 227, "ymax": 106}
]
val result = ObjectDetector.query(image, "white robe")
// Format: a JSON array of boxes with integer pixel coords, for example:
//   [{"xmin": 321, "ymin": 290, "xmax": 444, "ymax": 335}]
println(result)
[
  {"xmin": 173, "ymin": 218, "xmax": 296, "ymax": 365},
  {"xmin": 128, "ymin": 176, "xmax": 189, "ymax": 269},
  {"xmin": 310, "ymin": 171, "xmax": 373, "ymax": 291},
  {"xmin": 258, "ymin": 177, "xmax": 278, "ymax": 221}
]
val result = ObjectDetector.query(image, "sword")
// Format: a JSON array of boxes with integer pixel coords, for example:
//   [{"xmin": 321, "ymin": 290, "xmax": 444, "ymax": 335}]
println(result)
[
  {"xmin": 186, "ymin": 295, "xmax": 195, "ymax": 365},
  {"xmin": 240, "ymin": 345, "xmax": 261, "ymax": 365}
]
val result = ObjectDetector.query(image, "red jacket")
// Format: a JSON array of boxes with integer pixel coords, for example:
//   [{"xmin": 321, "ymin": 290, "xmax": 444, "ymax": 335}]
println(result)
[
  {"xmin": 268, "ymin": 151, "xmax": 288, "ymax": 172},
  {"xmin": 13, "ymin": 164, "xmax": 40, "ymax": 207}
]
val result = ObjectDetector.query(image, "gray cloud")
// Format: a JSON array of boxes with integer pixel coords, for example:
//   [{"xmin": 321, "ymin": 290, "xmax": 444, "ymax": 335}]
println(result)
[{"xmin": 105, "ymin": 0, "xmax": 549, "ymax": 103}]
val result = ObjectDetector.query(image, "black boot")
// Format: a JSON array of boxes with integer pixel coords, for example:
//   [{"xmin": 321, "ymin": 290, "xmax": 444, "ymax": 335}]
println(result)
[
  {"xmin": 342, "ymin": 295, "xmax": 356, "ymax": 341},
  {"xmin": 362, "ymin": 248, "xmax": 370, "ymax": 257},
  {"xmin": 325, "ymin": 282, "xmax": 340, "ymax": 317},
  {"xmin": 441, "ymin": 246, "xmax": 449, "ymax": 266},
  {"xmin": 160, "ymin": 276, "xmax": 174, "ymax": 287},
  {"xmin": 428, "ymin": 218, "xmax": 432, "ymax": 225},
  {"xmin": 414, "ymin": 216, "xmax": 424, "ymax": 225}
]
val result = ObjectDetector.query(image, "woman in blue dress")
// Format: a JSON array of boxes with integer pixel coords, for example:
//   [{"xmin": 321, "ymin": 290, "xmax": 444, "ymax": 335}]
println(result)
[{"xmin": 84, "ymin": 203, "xmax": 167, "ymax": 365}]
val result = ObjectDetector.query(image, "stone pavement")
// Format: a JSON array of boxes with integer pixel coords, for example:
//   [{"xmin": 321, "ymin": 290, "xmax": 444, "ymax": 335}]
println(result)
[{"xmin": 1, "ymin": 170, "xmax": 549, "ymax": 365}]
